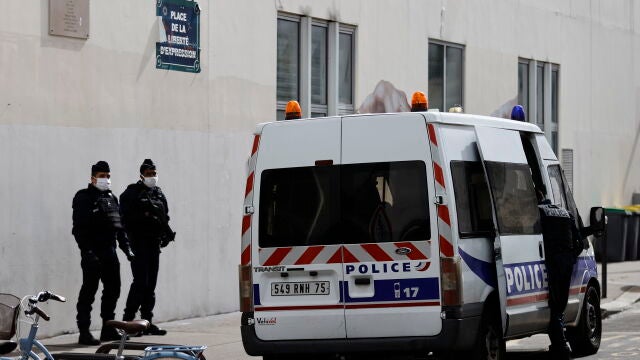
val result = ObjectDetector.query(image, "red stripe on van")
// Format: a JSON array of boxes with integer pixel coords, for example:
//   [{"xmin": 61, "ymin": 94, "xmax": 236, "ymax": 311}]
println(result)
[
  {"xmin": 361, "ymin": 244, "xmax": 394, "ymax": 262},
  {"xmin": 342, "ymin": 247, "xmax": 360, "ymax": 263},
  {"xmin": 295, "ymin": 246, "xmax": 325, "ymax": 265},
  {"xmin": 345, "ymin": 301, "xmax": 440, "ymax": 309},
  {"xmin": 251, "ymin": 135, "xmax": 261, "ymax": 156},
  {"xmin": 433, "ymin": 163, "xmax": 445, "ymax": 188},
  {"xmin": 241, "ymin": 215, "xmax": 251, "ymax": 235},
  {"xmin": 428, "ymin": 124, "xmax": 438, "ymax": 146},
  {"xmin": 255, "ymin": 304, "xmax": 344, "ymax": 311},
  {"xmin": 263, "ymin": 247, "xmax": 293, "ymax": 266},
  {"xmin": 245, "ymin": 172, "xmax": 255, "ymax": 197},
  {"xmin": 437, "ymin": 206, "xmax": 451, "ymax": 226},
  {"xmin": 394, "ymin": 242, "xmax": 428, "ymax": 260},
  {"xmin": 241, "ymin": 245, "xmax": 251, "ymax": 265},
  {"xmin": 327, "ymin": 248, "xmax": 343, "ymax": 263},
  {"xmin": 439, "ymin": 235, "xmax": 454, "ymax": 257},
  {"xmin": 506, "ymin": 293, "xmax": 548, "ymax": 306}
]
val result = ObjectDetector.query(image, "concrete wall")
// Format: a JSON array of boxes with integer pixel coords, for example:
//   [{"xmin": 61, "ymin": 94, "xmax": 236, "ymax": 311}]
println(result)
[{"xmin": 0, "ymin": 0, "xmax": 639, "ymax": 336}]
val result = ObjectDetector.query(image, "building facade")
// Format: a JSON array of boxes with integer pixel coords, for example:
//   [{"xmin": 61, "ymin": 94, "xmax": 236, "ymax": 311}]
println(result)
[{"xmin": 1, "ymin": 0, "xmax": 639, "ymax": 336}]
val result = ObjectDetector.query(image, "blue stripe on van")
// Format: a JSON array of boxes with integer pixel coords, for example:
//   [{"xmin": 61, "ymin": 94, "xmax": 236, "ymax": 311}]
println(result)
[
  {"xmin": 459, "ymin": 247, "xmax": 497, "ymax": 288},
  {"xmin": 253, "ymin": 284, "xmax": 261, "ymax": 306},
  {"xmin": 343, "ymin": 278, "xmax": 440, "ymax": 303}
]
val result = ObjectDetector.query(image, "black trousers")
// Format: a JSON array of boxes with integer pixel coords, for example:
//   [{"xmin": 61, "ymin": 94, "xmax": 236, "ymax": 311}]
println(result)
[
  {"xmin": 546, "ymin": 251, "xmax": 575, "ymax": 346},
  {"xmin": 123, "ymin": 246, "xmax": 160, "ymax": 321},
  {"xmin": 76, "ymin": 248, "xmax": 121, "ymax": 330}
]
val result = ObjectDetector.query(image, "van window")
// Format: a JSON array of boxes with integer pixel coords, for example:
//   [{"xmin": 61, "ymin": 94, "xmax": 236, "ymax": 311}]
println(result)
[
  {"xmin": 259, "ymin": 161, "xmax": 430, "ymax": 248},
  {"xmin": 547, "ymin": 165, "xmax": 568, "ymax": 209},
  {"xmin": 485, "ymin": 162, "xmax": 541, "ymax": 235},
  {"xmin": 450, "ymin": 161, "xmax": 493, "ymax": 237}
]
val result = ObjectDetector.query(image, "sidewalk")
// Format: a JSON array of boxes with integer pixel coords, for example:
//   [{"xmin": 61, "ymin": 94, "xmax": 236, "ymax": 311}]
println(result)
[
  {"xmin": 37, "ymin": 260, "xmax": 640, "ymax": 359},
  {"xmin": 598, "ymin": 259, "xmax": 640, "ymax": 316}
]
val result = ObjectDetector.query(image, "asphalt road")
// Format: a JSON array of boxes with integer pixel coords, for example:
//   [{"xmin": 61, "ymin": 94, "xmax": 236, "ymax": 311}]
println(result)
[
  {"xmin": 504, "ymin": 301, "xmax": 640, "ymax": 359},
  {"xmin": 42, "ymin": 302, "xmax": 640, "ymax": 360}
]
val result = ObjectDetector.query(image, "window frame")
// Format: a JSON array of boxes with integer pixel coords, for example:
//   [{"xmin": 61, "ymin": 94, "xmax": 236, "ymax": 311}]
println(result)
[
  {"xmin": 276, "ymin": 13, "xmax": 356, "ymax": 119},
  {"xmin": 310, "ymin": 19, "xmax": 329, "ymax": 117},
  {"xmin": 338, "ymin": 25, "xmax": 356, "ymax": 115},
  {"xmin": 450, "ymin": 160, "xmax": 495, "ymax": 239},
  {"xmin": 517, "ymin": 59, "xmax": 560, "ymax": 154},
  {"xmin": 428, "ymin": 39, "xmax": 465, "ymax": 112},
  {"xmin": 276, "ymin": 14, "xmax": 302, "ymax": 120}
]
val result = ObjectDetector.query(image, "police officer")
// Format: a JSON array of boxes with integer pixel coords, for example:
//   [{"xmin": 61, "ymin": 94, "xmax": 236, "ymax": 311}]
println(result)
[
  {"xmin": 537, "ymin": 186, "xmax": 583, "ymax": 359},
  {"xmin": 72, "ymin": 161, "xmax": 135, "ymax": 345},
  {"xmin": 120, "ymin": 159, "xmax": 175, "ymax": 335}
]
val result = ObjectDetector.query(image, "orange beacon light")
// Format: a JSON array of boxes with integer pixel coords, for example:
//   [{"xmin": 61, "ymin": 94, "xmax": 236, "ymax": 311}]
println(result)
[
  {"xmin": 285, "ymin": 100, "xmax": 302, "ymax": 120},
  {"xmin": 410, "ymin": 91, "xmax": 428, "ymax": 112}
]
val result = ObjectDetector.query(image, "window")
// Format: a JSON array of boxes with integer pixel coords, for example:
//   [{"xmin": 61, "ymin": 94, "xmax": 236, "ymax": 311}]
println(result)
[
  {"xmin": 547, "ymin": 164, "xmax": 580, "ymax": 228},
  {"xmin": 485, "ymin": 162, "xmax": 541, "ymax": 235},
  {"xmin": 518, "ymin": 59, "xmax": 560, "ymax": 154},
  {"xmin": 451, "ymin": 161, "xmax": 493, "ymax": 237},
  {"xmin": 259, "ymin": 161, "xmax": 430, "ymax": 248},
  {"xmin": 277, "ymin": 14, "xmax": 356, "ymax": 119},
  {"xmin": 338, "ymin": 29, "xmax": 355, "ymax": 114},
  {"xmin": 547, "ymin": 165, "xmax": 568, "ymax": 209},
  {"xmin": 536, "ymin": 63, "xmax": 544, "ymax": 130},
  {"xmin": 517, "ymin": 61, "xmax": 529, "ymax": 120},
  {"xmin": 276, "ymin": 17, "xmax": 300, "ymax": 121},
  {"xmin": 311, "ymin": 23, "xmax": 328, "ymax": 117},
  {"xmin": 429, "ymin": 41, "xmax": 464, "ymax": 111}
]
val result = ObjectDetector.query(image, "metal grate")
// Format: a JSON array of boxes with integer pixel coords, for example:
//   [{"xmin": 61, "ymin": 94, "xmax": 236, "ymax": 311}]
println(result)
[{"xmin": 561, "ymin": 149, "xmax": 574, "ymax": 191}]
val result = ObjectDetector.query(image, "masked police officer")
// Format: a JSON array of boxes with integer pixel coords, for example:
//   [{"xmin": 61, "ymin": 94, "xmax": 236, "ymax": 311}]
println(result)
[
  {"xmin": 120, "ymin": 159, "xmax": 175, "ymax": 336},
  {"xmin": 537, "ymin": 186, "xmax": 583, "ymax": 360},
  {"xmin": 72, "ymin": 161, "xmax": 135, "ymax": 345}
]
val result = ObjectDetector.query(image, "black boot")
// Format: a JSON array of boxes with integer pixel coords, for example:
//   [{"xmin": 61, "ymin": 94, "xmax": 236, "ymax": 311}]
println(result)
[
  {"xmin": 100, "ymin": 322, "xmax": 127, "ymax": 342},
  {"xmin": 78, "ymin": 330, "xmax": 100, "ymax": 345},
  {"xmin": 143, "ymin": 323, "xmax": 167, "ymax": 336}
]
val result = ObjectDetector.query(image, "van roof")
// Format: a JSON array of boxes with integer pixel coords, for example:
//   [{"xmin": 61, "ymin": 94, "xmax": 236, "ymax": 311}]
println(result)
[{"xmin": 254, "ymin": 112, "xmax": 543, "ymax": 134}]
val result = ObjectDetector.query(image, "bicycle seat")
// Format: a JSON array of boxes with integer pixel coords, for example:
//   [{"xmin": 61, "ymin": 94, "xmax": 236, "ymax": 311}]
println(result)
[
  {"xmin": 105, "ymin": 320, "xmax": 150, "ymax": 334},
  {"xmin": 0, "ymin": 341, "xmax": 17, "ymax": 355}
]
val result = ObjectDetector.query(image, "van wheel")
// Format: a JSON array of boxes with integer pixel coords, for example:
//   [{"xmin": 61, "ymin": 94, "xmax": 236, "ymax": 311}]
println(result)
[
  {"xmin": 441, "ymin": 305, "xmax": 505, "ymax": 360},
  {"xmin": 567, "ymin": 285, "xmax": 602, "ymax": 357},
  {"xmin": 473, "ymin": 306, "xmax": 505, "ymax": 360}
]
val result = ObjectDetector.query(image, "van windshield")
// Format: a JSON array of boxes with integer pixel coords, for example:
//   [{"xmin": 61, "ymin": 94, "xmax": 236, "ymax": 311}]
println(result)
[{"xmin": 259, "ymin": 161, "xmax": 430, "ymax": 248}]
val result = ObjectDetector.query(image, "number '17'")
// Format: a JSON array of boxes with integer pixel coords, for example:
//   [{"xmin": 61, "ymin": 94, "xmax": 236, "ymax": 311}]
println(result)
[{"xmin": 403, "ymin": 287, "xmax": 419, "ymax": 298}]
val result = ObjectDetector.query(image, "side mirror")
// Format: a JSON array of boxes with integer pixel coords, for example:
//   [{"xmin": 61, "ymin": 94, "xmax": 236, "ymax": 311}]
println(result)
[{"xmin": 590, "ymin": 206, "xmax": 605, "ymax": 236}]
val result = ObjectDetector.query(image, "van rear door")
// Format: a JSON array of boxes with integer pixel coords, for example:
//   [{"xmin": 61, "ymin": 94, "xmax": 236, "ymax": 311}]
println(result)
[
  {"xmin": 252, "ymin": 119, "xmax": 346, "ymax": 340},
  {"xmin": 341, "ymin": 114, "xmax": 442, "ymax": 338},
  {"xmin": 474, "ymin": 126, "xmax": 547, "ymax": 336}
]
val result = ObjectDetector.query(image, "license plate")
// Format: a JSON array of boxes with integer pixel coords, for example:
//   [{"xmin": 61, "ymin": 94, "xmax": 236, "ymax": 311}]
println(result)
[{"xmin": 271, "ymin": 281, "xmax": 330, "ymax": 296}]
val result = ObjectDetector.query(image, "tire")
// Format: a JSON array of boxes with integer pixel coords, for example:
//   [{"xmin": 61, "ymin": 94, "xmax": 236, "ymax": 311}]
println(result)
[
  {"xmin": 567, "ymin": 284, "xmax": 602, "ymax": 357},
  {"xmin": 442, "ymin": 303, "xmax": 506, "ymax": 360}
]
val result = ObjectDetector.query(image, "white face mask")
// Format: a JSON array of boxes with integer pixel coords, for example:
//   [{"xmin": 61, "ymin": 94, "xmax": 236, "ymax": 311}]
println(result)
[
  {"xmin": 94, "ymin": 178, "xmax": 111, "ymax": 191},
  {"xmin": 142, "ymin": 176, "xmax": 158, "ymax": 188}
]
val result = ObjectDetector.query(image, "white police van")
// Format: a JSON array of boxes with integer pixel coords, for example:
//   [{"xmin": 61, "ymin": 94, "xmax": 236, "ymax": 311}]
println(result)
[{"xmin": 239, "ymin": 110, "xmax": 603, "ymax": 360}]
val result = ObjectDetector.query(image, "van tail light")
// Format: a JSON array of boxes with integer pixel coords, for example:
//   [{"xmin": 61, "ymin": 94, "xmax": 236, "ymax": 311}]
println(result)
[
  {"xmin": 440, "ymin": 256, "xmax": 463, "ymax": 307},
  {"xmin": 239, "ymin": 264, "xmax": 253, "ymax": 312}
]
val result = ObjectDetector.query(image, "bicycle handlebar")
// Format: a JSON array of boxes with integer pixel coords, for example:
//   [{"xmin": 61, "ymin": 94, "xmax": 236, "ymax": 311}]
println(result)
[
  {"xmin": 25, "ymin": 307, "xmax": 50, "ymax": 321},
  {"xmin": 30, "ymin": 291, "xmax": 66, "ymax": 304}
]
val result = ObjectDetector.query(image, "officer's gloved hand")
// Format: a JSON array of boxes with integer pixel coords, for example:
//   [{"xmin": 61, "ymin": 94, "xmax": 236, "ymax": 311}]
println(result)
[
  {"xmin": 160, "ymin": 232, "xmax": 176, "ymax": 248},
  {"xmin": 124, "ymin": 248, "xmax": 135, "ymax": 262}
]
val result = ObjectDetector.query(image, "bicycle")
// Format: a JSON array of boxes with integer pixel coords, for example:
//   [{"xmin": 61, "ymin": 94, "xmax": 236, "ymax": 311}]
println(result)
[
  {"xmin": 0, "ymin": 291, "xmax": 207, "ymax": 360},
  {"xmin": 0, "ymin": 291, "xmax": 66, "ymax": 360}
]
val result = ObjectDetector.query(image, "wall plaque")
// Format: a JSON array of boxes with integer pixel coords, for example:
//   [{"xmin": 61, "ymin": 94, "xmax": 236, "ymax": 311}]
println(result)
[{"xmin": 49, "ymin": 0, "xmax": 90, "ymax": 39}]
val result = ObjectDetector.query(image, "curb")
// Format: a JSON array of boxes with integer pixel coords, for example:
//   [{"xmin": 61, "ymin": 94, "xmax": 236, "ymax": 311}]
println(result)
[{"xmin": 601, "ymin": 286, "xmax": 640, "ymax": 319}]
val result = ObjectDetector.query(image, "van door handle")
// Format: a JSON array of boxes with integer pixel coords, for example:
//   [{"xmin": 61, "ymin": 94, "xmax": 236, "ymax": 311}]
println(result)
[
  {"xmin": 539, "ymin": 241, "xmax": 545, "ymax": 259},
  {"xmin": 354, "ymin": 278, "xmax": 371, "ymax": 285}
]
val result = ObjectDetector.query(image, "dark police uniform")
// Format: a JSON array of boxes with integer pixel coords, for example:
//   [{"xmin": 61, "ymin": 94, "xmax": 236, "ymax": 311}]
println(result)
[
  {"xmin": 72, "ymin": 184, "xmax": 131, "ymax": 338},
  {"xmin": 120, "ymin": 180, "xmax": 172, "ymax": 326},
  {"xmin": 538, "ymin": 199, "xmax": 583, "ymax": 357}
]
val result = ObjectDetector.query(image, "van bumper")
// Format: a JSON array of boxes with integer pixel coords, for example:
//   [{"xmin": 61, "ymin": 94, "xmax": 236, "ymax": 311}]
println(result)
[{"xmin": 240, "ymin": 310, "xmax": 481, "ymax": 356}]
